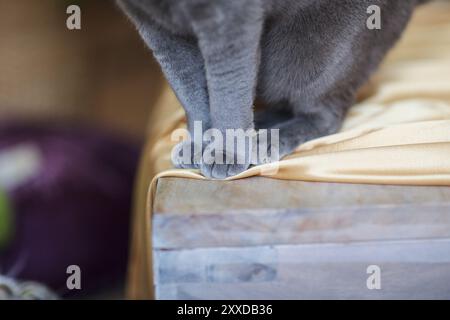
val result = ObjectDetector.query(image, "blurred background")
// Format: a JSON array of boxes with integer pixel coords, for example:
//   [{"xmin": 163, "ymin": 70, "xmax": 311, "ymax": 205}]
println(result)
[
  {"xmin": 0, "ymin": 0, "xmax": 164, "ymax": 299},
  {"xmin": 0, "ymin": 0, "xmax": 163, "ymax": 138}
]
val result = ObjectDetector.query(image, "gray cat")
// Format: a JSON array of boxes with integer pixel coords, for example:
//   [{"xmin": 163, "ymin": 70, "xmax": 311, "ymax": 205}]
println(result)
[{"xmin": 118, "ymin": 0, "xmax": 428, "ymax": 178}]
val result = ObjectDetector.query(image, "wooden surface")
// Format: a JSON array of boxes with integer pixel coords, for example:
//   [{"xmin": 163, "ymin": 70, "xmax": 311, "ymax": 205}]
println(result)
[{"xmin": 153, "ymin": 177, "xmax": 450, "ymax": 299}]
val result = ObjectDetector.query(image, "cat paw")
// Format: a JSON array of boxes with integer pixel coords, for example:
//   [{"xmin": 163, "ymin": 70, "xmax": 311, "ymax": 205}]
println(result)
[
  {"xmin": 199, "ymin": 146, "xmax": 251, "ymax": 179},
  {"xmin": 171, "ymin": 141, "xmax": 201, "ymax": 169},
  {"xmin": 200, "ymin": 162, "xmax": 250, "ymax": 179}
]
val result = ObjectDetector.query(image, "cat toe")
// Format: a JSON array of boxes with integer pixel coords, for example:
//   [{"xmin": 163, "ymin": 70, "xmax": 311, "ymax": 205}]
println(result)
[
  {"xmin": 171, "ymin": 141, "xmax": 201, "ymax": 169},
  {"xmin": 200, "ymin": 163, "xmax": 249, "ymax": 179},
  {"xmin": 200, "ymin": 163, "xmax": 225, "ymax": 179},
  {"xmin": 174, "ymin": 162, "xmax": 200, "ymax": 169}
]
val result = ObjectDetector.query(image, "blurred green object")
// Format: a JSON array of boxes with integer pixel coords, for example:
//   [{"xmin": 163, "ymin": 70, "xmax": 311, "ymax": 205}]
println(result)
[
  {"xmin": 0, "ymin": 188, "xmax": 13, "ymax": 249},
  {"xmin": 0, "ymin": 275, "xmax": 58, "ymax": 300}
]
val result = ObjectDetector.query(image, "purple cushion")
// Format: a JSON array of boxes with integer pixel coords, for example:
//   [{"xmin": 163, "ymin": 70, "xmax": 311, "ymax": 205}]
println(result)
[{"xmin": 0, "ymin": 123, "xmax": 140, "ymax": 296}]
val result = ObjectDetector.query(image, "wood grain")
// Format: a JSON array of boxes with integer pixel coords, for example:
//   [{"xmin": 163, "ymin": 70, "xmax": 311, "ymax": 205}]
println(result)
[
  {"xmin": 155, "ymin": 239, "xmax": 450, "ymax": 299},
  {"xmin": 154, "ymin": 177, "xmax": 450, "ymax": 249},
  {"xmin": 153, "ymin": 177, "xmax": 450, "ymax": 299}
]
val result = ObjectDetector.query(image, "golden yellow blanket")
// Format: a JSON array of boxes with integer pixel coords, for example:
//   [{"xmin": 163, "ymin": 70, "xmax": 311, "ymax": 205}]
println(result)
[{"xmin": 127, "ymin": 1, "xmax": 450, "ymax": 299}]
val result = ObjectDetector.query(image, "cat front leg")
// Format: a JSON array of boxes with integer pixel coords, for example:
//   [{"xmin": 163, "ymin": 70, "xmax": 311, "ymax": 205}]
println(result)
[
  {"xmin": 183, "ymin": 0, "xmax": 264, "ymax": 178},
  {"xmin": 119, "ymin": 0, "xmax": 211, "ymax": 169}
]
